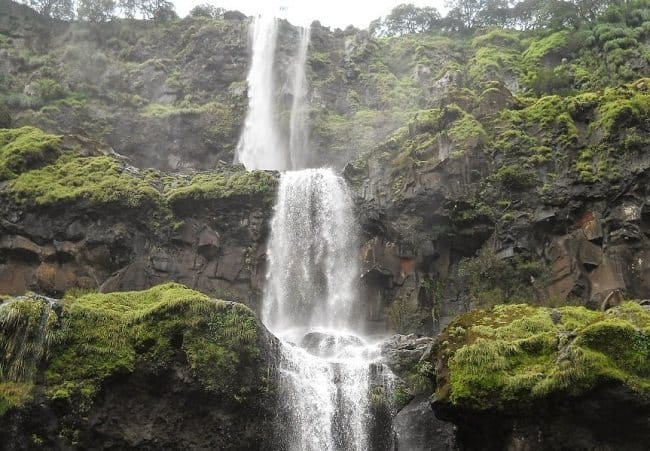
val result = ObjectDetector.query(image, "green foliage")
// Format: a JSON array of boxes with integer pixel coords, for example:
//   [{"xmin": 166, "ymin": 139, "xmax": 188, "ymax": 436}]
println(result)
[
  {"xmin": 8, "ymin": 154, "xmax": 161, "ymax": 208},
  {"xmin": 436, "ymin": 302, "xmax": 650, "ymax": 410},
  {"xmin": 0, "ymin": 127, "xmax": 62, "ymax": 181},
  {"xmin": 0, "ymin": 296, "xmax": 57, "ymax": 415},
  {"xmin": 594, "ymin": 80, "xmax": 650, "ymax": 138},
  {"xmin": 45, "ymin": 283, "xmax": 262, "ymax": 405},
  {"xmin": 370, "ymin": 3, "xmax": 441, "ymax": 37}
]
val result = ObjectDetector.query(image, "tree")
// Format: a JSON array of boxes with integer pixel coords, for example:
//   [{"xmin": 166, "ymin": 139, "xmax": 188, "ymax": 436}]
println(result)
[
  {"xmin": 370, "ymin": 3, "xmax": 441, "ymax": 36},
  {"xmin": 77, "ymin": 0, "xmax": 117, "ymax": 21},
  {"xmin": 445, "ymin": 0, "xmax": 484, "ymax": 29},
  {"xmin": 22, "ymin": 0, "xmax": 75, "ymax": 20},
  {"xmin": 138, "ymin": 0, "xmax": 177, "ymax": 21},
  {"xmin": 189, "ymin": 3, "xmax": 225, "ymax": 19}
]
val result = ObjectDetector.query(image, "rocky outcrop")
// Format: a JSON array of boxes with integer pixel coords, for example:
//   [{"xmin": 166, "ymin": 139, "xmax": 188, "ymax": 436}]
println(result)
[
  {"xmin": 430, "ymin": 302, "xmax": 650, "ymax": 450},
  {"xmin": 0, "ymin": 284, "xmax": 280, "ymax": 450}
]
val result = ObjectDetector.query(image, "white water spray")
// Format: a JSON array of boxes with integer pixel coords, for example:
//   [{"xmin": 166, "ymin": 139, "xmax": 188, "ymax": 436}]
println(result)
[
  {"xmin": 263, "ymin": 169, "xmax": 358, "ymax": 336},
  {"xmin": 235, "ymin": 13, "xmax": 395, "ymax": 450}
]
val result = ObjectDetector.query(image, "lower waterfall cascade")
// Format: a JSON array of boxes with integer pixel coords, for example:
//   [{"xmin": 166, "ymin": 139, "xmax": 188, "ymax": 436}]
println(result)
[{"xmin": 262, "ymin": 169, "xmax": 396, "ymax": 451}]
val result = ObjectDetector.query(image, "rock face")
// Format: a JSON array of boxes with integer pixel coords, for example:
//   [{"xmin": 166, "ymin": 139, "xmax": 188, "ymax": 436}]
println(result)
[
  {"xmin": 380, "ymin": 334, "xmax": 458, "ymax": 451},
  {"xmin": 0, "ymin": 129, "xmax": 277, "ymax": 311},
  {"xmin": 393, "ymin": 396, "xmax": 457, "ymax": 451},
  {"xmin": 0, "ymin": 284, "xmax": 280, "ymax": 450},
  {"xmin": 0, "ymin": 195, "xmax": 273, "ymax": 308}
]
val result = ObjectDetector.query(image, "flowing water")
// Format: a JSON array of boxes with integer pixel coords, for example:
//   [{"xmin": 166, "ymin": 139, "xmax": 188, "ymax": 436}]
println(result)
[
  {"xmin": 235, "ymin": 14, "xmax": 395, "ymax": 450},
  {"xmin": 264, "ymin": 169, "xmax": 395, "ymax": 451},
  {"xmin": 235, "ymin": 14, "xmax": 285, "ymax": 170}
]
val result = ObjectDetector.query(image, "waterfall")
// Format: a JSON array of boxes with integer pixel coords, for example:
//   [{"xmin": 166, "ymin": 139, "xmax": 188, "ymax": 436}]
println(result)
[
  {"xmin": 264, "ymin": 170, "xmax": 395, "ymax": 451},
  {"xmin": 262, "ymin": 169, "xmax": 359, "ymax": 336},
  {"xmin": 288, "ymin": 27, "xmax": 311, "ymax": 170},
  {"xmin": 235, "ymin": 13, "xmax": 395, "ymax": 451},
  {"xmin": 235, "ymin": 14, "xmax": 285, "ymax": 170},
  {"xmin": 236, "ymin": 12, "xmax": 312, "ymax": 171}
]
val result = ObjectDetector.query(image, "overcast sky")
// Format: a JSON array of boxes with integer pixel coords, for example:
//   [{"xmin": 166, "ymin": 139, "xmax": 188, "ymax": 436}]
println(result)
[{"xmin": 172, "ymin": 0, "xmax": 447, "ymax": 29}]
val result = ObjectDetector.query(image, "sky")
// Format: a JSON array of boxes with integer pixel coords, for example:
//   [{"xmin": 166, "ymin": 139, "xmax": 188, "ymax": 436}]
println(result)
[{"xmin": 172, "ymin": 0, "xmax": 447, "ymax": 29}]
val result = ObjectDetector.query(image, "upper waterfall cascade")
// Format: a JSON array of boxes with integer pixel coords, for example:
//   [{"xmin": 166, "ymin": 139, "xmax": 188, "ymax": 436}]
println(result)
[
  {"xmin": 236, "ymin": 16, "xmax": 312, "ymax": 171},
  {"xmin": 235, "ymin": 14, "xmax": 283, "ymax": 170}
]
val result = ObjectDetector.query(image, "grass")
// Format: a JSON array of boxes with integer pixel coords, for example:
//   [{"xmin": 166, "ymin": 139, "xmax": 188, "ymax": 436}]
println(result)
[{"xmin": 435, "ymin": 302, "xmax": 650, "ymax": 410}]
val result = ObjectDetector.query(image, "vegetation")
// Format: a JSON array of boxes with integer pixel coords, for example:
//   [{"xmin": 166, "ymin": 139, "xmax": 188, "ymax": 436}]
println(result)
[
  {"xmin": 0, "ymin": 295, "xmax": 57, "ymax": 415},
  {"xmin": 8, "ymin": 154, "xmax": 161, "ymax": 208},
  {"xmin": 0, "ymin": 284, "xmax": 266, "ymax": 416},
  {"xmin": 435, "ymin": 302, "xmax": 650, "ymax": 410},
  {"xmin": 166, "ymin": 170, "xmax": 278, "ymax": 209},
  {"xmin": 0, "ymin": 126, "xmax": 279, "ymax": 214},
  {"xmin": 0, "ymin": 127, "xmax": 61, "ymax": 180}
]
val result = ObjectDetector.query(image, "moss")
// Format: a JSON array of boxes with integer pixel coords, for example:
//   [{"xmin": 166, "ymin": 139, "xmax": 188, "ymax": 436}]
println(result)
[
  {"xmin": 45, "ymin": 283, "xmax": 263, "ymax": 406},
  {"xmin": 594, "ymin": 80, "xmax": 650, "ymax": 138},
  {"xmin": 522, "ymin": 31, "xmax": 570, "ymax": 68},
  {"xmin": 447, "ymin": 111, "xmax": 487, "ymax": 147},
  {"xmin": 0, "ymin": 381, "xmax": 33, "ymax": 416},
  {"xmin": 0, "ymin": 127, "xmax": 62, "ymax": 180},
  {"xmin": 8, "ymin": 154, "xmax": 161, "ymax": 208},
  {"xmin": 436, "ymin": 302, "xmax": 650, "ymax": 410},
  {"xmin": 166, "ymin": 170, "xmax": 278, "ymax": 208}
]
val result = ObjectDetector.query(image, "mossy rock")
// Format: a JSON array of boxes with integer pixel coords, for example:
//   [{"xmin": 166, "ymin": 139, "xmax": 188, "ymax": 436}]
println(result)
[
  {"xmin": 0, "ymin": 283, "xmax": 272, "ymax": 416},
  {"xmin": 435, "ymin": 302, "xmax": 650, "ymax": 411},
  {"xmin": 7, "ymin": 153, "xmax": 162, "ymax": 209},
  {"xmin": 165, "ymin": 170, "xmax": 278, "ymax": 212}
]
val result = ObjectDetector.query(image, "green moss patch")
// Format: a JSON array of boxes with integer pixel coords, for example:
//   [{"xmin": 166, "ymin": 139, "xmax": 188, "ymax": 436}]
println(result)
[
  {"xmin": 166, "ymin": 170, "xmax": 278, "ymax": 209},
  {"xmin": 8, "ymin": 154, "xmax": 161, "ymax": 208},
  {"xmin": 0, "ymin": 127, "xmax": 62, "ymax": 180},
  {"xmin": 45, "ymin": 283, "xmax": 263, "ymax": 405},
  {"xmin": 0, "ymin": 284, "xmax": 267, "ymax": 416},
  {"xmin": 436, "ymin": 302, "xmax": 650, "ymax": 410}
]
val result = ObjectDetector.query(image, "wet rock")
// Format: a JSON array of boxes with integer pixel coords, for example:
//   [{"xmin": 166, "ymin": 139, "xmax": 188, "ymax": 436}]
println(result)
[
  {"xmin": 394, "ymin": 396, "xmax": 456, "ymax": 451},
  {"xmin": 381, "ymin": 334, "xmax": 434, "ymax": 378},
  {"xmin": 300, "ymin": 332, "xmax": 363, "ymax": 357}
]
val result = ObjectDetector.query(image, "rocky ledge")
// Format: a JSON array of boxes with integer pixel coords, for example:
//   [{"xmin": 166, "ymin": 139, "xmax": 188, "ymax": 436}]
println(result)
[{"xmin": 0, "ymin": 127, "xmax": 278, "ymax": 310}]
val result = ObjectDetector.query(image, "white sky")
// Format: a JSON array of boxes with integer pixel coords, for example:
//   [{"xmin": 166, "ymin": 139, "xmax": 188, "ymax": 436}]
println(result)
[{"xmin": 173, "ymin": 0, "xmax": 447, "ymax": 29}]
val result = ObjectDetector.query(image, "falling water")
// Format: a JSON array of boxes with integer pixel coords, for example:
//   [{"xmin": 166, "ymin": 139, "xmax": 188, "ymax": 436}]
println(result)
[
  {"xmin": 263, "ymin": 169, "xmax": 358, "ymax": 335},
  {"xmin": 235, "ymin": 14, "xmax": 286, "ymax": 170},
  {"xmin": 263, "ymin": 170, "xmax": 395, "ymax": 451},
  {"xmin": 288, "ymin": 27, "xmax": 311, "ymax": 170}
]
